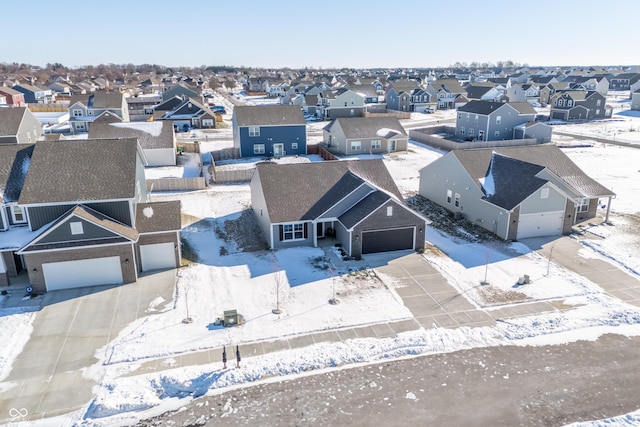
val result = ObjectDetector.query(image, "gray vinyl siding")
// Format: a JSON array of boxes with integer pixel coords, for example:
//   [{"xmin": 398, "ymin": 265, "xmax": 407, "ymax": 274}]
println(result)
[
  {"xmin": 270, "ymin": 222, "xmax": 313, "ymax": 249},
  {"xmin": 28, "ymin": 200, "xmax": 133, "ymax": 231},
  {"xmin": 334, "ymin": 221, "xmax": 350, "ymax": 254},
  {"xmin": 37, "ymin": 217, "xmax": 119, "ymax": 243},
  {"xmin": 236, "ymin": 124, "xmax": 307, "ymax": 158},
  {"xmin": 338, "ymin": 137, "xmax": 408, "ymax": 155},
  {"xmin": 419, "ymin": 153, "xmax": 510, "ymax": 239},
  {"xmin": 134, "ymin": 157, "xmax": 148, "ymax": 204},
  {"xmin": 0, "ymin": 207, "xmax": 5, "ymax": 230},
  {"xmin": 457, "ymin": 105, "xmax": 535, "ymax": 141},
  {"xmin": 519, "ymin": 184, "xmax": 566, "ymax": 215},
  {"xmin": 250, "ymin": 173, "xmax": 273, "ymax": 247}
]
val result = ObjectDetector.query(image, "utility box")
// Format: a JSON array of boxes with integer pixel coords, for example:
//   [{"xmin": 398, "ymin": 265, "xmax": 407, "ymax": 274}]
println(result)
[{"xmin": 223, "ymin": 310, "xmax": 238, "ymax": 326}]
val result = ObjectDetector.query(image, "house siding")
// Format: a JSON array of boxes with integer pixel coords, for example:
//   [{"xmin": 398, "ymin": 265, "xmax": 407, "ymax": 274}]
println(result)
[
  {"xmin": 576, "ymin": 198, "xmax": 598, "ymax": 223},
  {"xmin": 507, "ymin": 206, "xmax": 520, "ymax": 240},
  {"xmin": 270, "ymin": 222, "xmax": 313, "ymax": 249},
  {"xmin": 23, "ymin": 244, "xmax": 137, "ymax": 294},
  {"xmin": 37, "ymin": 217, "xmax": 120, "ymax": 243},
  {"xmin": 237, "ymin": 125, "xmax": 307, "ymax": 158},
  {"xmin": 562, "ymin": 199, "xmax": 574, "ymax": 233},
  {"xmin": 519, "ymin": 184, "xmax": 566, "ymax": 214},
  {"xmin": 28, "ymin": 200, "xmax": 133, "ymax": 231},
  {"xmin": 250, "ymin": 173, "xmax": 273, "ymax": 247}
]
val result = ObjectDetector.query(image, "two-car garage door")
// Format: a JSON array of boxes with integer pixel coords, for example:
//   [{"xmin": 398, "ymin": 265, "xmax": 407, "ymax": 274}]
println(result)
[
  {"xmin": 43, "ymin": 257, "xmax": 123, "ymax": 291},
  {"xmin": 362, "ymin": 227, "xmax": 415, "ymax": 254},
  {"xmin": 516, "ymin": 211, "xmax": 564, "ymax": 240}
]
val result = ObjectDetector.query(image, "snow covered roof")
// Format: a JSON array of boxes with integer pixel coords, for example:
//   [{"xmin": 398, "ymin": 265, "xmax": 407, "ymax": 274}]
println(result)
[{"xmin": 89, "ymin": 121, "xmax": 174, "ymax": 150}]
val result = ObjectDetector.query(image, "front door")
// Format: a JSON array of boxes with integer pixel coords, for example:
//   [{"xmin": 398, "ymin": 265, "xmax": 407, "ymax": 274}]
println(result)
[
  {"xmin": 317, "ymin": 222, "xmax": 324, "ymax": 238},
  {"xmin": 273, "ymin": 143, "xmax": 284, "ymax": 157},
  {"xmin": 388, "ymin": 139, "xmax": 396, "ymax": 152}
]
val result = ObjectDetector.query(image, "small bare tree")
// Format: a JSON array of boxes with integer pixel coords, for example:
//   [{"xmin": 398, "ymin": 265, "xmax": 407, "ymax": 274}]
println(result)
[{"xmin": 272, "ymin": 254, "xmax": 284, "ymax": 314}]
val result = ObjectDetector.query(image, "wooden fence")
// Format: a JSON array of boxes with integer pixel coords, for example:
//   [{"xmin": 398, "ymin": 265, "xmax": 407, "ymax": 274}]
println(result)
[
  {"xmin": 147, "ymin": 177, "xmax": 206, "ymax": 192},
  {"xmin": 409, "ymin": 126, "xmax": 539, "ymax": 151}
]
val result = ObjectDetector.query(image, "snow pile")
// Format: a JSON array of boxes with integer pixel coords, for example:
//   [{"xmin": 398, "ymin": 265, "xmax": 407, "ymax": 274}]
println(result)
[{"xmin": 0, "ymin": 307, "xmax": 37, "ymax": 382}]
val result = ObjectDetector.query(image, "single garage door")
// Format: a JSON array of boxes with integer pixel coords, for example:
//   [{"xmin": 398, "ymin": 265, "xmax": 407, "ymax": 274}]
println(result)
[
  {"xmin": 140, "ymin": 242, "xmax": 177, "ymax": 271},
  {"xmin": 43, "ymin": 256, "xmax": 123, "ymax": 291},
  {"xmin": 516, "ymin": 211, "xmax": 564, "ymax": 240},
  {"xmin": 362, "ymin": 227, "xmax": 414, "ymax": 254}
]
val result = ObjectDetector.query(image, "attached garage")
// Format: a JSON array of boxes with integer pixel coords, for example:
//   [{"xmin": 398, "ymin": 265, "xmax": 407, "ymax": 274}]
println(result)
[
  {"xmin": 42, "ymin": 256, "xmax": 123, "ymax": 291},
  {"xmin": 362, "ymin": 227, "xmax": 415, "ymax": 254},
  {"xmin": 516, "ymin": 211, "xmax": 564, "ymax": 240},
  {"xmin": 140, "ymin": 242, "xmax": 177, "ymax": 271}
]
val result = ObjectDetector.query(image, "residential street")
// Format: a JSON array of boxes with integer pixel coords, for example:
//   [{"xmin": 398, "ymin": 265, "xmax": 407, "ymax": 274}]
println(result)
[{"xmin": 138, "ymin": 333, "xmax": 640, "ymax": 427}]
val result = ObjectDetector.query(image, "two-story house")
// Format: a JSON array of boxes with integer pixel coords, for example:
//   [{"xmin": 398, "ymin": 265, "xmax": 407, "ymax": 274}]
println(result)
[
  {"xmin": 550, "ymin": 91, "xmax": 612, "ymax": 121},
  {"xmin": 0, "ymin": 86, "xmax": 26, "ymax": 107},
  {"xmin": 315, "ymin": 88, "xmax": 365, "ymax": 120},
  {"xmin": 232, "ymin": 105, "xmax": 307, "ymax": 158},
  {"xmin": 12, "ymin": 83, "xmax": 52, "ymax": 104},
  {"xmin": 68, "ymin": 92, "xmax": 129, "ymax": 133},
  {"xmin": 0, "ymin": 107, "xmax": 43, "ymax": 144},
  {"xmin": 0, "ymin": 138, "xmax": 181, "ymax": 292},
  {"xmin": 425, "ymin": 78, "xmax": 467, "ymax": 110},
  {"xmin": 609, "ymin": 73, "xmax": 640, "ymax": 91},
  {"xmin": 455, "ymin": 100, "xmax": 551, "ymax": 142},
  {"xmin": 384, "ymin": 80, "xmax": 419, "ymax": 112}
]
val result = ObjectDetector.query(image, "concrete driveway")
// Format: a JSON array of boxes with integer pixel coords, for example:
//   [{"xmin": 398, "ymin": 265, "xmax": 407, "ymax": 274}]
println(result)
[{"xmin": 0, "ymin": 269, "xmax": 176, "ymax": 424}]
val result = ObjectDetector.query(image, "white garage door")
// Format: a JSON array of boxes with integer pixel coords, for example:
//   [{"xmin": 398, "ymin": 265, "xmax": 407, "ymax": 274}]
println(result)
[
  {"xmin": 140, "ymin": 242, "xmax": 176, "ymax": 271},
  {"xmin": 43, "ymin": 256, "xmax": 123, "ymax": 291},
  {"xmin": 517, "ymin": 211, "xmax": 564, "ymax": 240}
]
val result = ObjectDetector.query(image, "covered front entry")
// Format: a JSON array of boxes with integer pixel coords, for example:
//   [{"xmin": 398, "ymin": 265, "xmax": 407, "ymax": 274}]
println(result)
[
  {"xmin": 43, "ymin": 256, "xmax": 124, "ymax": 291},
  {"xmin": 140, "ymin": 242, "xmax": 177, "ymax": 271},
  {"xmin": 516, "ymin": 211, "xmax": 564, "ymax": 239},
  {"xmin": 362, "ymin": 227, "xmax": 414, "ymax": 254}
]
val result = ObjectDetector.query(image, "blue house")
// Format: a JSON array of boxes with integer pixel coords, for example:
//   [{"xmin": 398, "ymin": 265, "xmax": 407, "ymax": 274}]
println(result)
[
  {"xmin": 232, "ymin": 105, "xmax": 307, "ymax": 158},
  {"xmin": 12, "ymin": 83, "xmax": 51, "ymax": 104}
]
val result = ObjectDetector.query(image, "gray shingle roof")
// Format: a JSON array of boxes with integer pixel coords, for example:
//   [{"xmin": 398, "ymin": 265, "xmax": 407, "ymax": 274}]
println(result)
[
  {"xmin": 339, "ymin": 190, "xmax": 391, "ymax": 229},
  {"xmin": 234, "ymin": 105, "xmax": 305, "ymax": 127},
  {"xmin": 89, "ymin": 121, "xmax": 174, "ymax": 150},
  {"xmin": 452, "ymin": 145, "xmax": 614, "ymax": 199},
  {"xmin": 135, "ymin": 201, "xmax": 182, "ymax": 233},
  {"xmin": 19, "ymin": 138, "xmax": 140, "ymax": 205},
  {"xmin": 332, "ymin": 117, "xmax": 407, "ymax": 139},
  {"xmin": 458, "ymin": 100, "xmax": 535, "ymax": 115},
  {"xmin": 0, "ymin": 107, "xmax": 28, "ymax": 136},
  {"xmin": 0, "ymin": 144, "xmax": 34, "ymax": 202},
  {"xmin": 256, "ymin": 159, "xmax": 403, "ymax": 223},
  {"xmin": 481, "ymin": 153, "xmax": 547, "ymax": 210}
]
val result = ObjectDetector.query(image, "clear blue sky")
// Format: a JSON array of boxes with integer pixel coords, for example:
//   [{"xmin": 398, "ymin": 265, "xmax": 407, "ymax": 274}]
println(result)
[{"xmin": 4, "ymin": 0, "xmax": 638, "ymax": 69}]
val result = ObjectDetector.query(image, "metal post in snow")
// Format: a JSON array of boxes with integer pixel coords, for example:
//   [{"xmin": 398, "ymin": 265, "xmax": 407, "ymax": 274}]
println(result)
[
  {"xmin": 236, "ymin": 345, "xmax": 241, "ymax": 368},
  {"xmin": 222, "ymin": 346, "xmax": 227, "ymax": 369}
]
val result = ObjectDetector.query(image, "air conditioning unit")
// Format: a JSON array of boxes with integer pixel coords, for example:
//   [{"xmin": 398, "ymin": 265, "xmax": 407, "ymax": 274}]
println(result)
[{"xmin": 453, "ymin": 211, "xmax": 465, "ymax": 220}]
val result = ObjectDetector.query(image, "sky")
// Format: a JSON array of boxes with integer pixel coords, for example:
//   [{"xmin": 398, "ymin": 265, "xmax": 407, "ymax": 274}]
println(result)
[{"xmin": 3, "ymin": 0, "xmax": 639, "ymax": 69}]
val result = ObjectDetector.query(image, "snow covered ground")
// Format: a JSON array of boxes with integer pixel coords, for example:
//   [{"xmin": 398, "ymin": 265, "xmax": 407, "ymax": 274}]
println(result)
[{"xmin": 3, "ymin": 93, "xmax": 640, "ymax": 426}]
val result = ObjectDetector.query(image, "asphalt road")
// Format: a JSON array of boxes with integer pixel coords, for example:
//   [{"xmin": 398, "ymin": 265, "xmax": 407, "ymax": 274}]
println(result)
[{"xmin": 137, "ymin": 333, "xmax": 640, "ymax": 427}]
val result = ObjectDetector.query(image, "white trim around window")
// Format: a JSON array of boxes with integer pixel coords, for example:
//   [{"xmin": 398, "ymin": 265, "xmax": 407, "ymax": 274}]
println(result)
[
  {"xmin": 11, "ymin": 205, "xmax": 27, "ymax": 224},
  {"xmin": 249, "ymin": 126, "xmax": 260, "ymax": 137},
  {"xmin": 351, "ymin": 140, "xmax": 361, "ymax": 151}
]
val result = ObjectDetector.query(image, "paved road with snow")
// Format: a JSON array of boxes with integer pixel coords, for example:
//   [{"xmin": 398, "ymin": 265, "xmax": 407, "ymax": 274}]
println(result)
[{"xmin": 138, "ymin": 333, "xmax": 640, "ymax": 426}]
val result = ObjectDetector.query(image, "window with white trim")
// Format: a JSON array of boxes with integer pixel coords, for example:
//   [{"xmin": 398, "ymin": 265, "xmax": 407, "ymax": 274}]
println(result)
[
  {"xmin": 597, "ymin": 99, "xmax": 601, "ymax": 106},
  {"xmin": 72, "ymin": 109, "xmax": 83, "ymax": 117},
  {"xmin": 386, "ymin": 206, "xmax": 393, "ymax": 216},
  {"xmin": 459, "ymin": 127, "xmax": 465, "ymax": 135},
  {"xmin": 578, "ymin": 198, "xmax": 589, "ymax": 212},
  {"xmin": 249, "ymin": 126, "xmax": 260, "ymax": 137},
  {"xmin": 11, "ymin": 205, "xmax": 26, "ymax": 223},
  {"xmin": 282, "ymin": 223, "xmax": 305, "ymax": 241},
  {"xmin": 351, "ymin": 140, "xmax": 361, "ymax": 150},
  {"xmin": 496, "ymin": 115, "xmax": 501, "ymax": 124},
  {"xmin": 454, "ymin": 193, "xmax": 461, "ymax": 208},
  {"xmin": 468, "ymin": 128, "xmax": 475, "ymax": 136},
  {"xmin": 254, "ymin": 144, "xmax": 265, "ymax": 154},
  {"xmin": 371, "ymin": 140, "xmax": 381, "ymax": 149},
  {"xmin": 446, "ymin": 189, "xmax": 452, "ymax": 204},
  {"xmin": 291, "ymin": 143, "xmax": 298, "ymax": 149},
  {"xmin": 494, "ymin": 131, "xmax": 500, "ymax": 137}
]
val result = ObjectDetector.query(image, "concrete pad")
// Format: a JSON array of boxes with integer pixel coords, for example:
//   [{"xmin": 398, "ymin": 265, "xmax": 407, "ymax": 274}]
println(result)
[
  {"xmin": 463, "ymin": 310, "xmax": 496, "ymax": 325},
  {"xmin": 56, "ymin": 351, "xmax": 98, "ymax": 372},
  {"xmin": 432, "ymin": 313, "xmax": 459, "ymax": 328},
  {"xmin": 370, "ymin": 322, "xmax": 396, "ymax": 338},
  {"xmin": 394, "ymin": 282, "xmax": 427, "ymax": 298},
  {"xmin": 415, "ymin": 316, "xmax": 439, "ymax": 329},
  {"xmin": 448, "ymin": 311, "xmax": 478, "ymax": 327},
  {"xmin": 180, "ymin": 351, "xmax": 211, "ymax": 367},
  {"xmin": 237, "ymin": 342, "xmax": 264, "ymax": 358},
  {"xmin": 352, "ymin": 325, "xmax": 378, "ymax": 338},
  {"xmin": 336, "ymin": 328, "xmax": 360, "ymax": 341},
  {"xmin": 312, "ymin": 331, "xmax": 341, "ymax": 344},
  {"xmin": 403, "ymin": 294, "xmax": 445, "ymax": 317},
  {"xmin": 37, "ymin": 383, "xmax": 91, "ymax": 414},
  {"xmin": 262, "ymin": 339, "xmax": 291, "ymax": 354},
  {"xmin": 388, "ymin": 318, "xmax": 421, "ymax": 334},
  {"xmin": 374, "ymin": 263, "xmax": 410, "ymax": 279},
  {"xmin": 125, "ymin": 359, "xmax": 159, "ymax": 376},
  {"xmin": 288, "ymin": 334, "xmax": 317, "ymax": 350}
]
